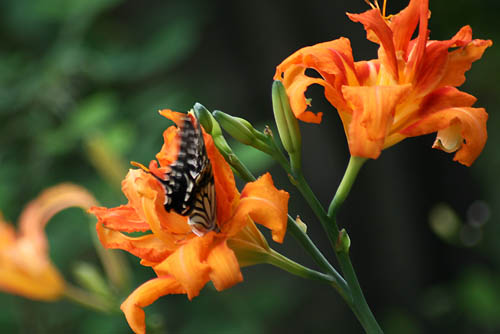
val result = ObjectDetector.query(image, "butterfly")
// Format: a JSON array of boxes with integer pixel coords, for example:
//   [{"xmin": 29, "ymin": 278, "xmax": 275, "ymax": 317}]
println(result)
[{"xmin": 133, "ymin": 114, "xmax": 218, "ymax": 236}]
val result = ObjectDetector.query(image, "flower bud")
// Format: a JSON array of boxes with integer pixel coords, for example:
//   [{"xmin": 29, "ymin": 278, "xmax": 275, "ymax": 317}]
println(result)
[
  {"xmin": 193, "ymin": 103, "xmax": 213, "ymax": 133},
  {"xmin": 295, "ymin": 215, "xmax": 308, "ymax": 234},
  {"xmin": 272, "ymin": 80, "xmax": 302, "ymax": 172},
  {"xmin": 213, "ymin": 110, "xmax": 274, "ymax": 155},
  {"xmin": 192, "ymin": 103, "xmax": 232, "ymax": 157},
  {"xmin": 336, "ymin": 228, "xmax": 351, "ymax": 253},
  {"xmin": 213, "ymin": 110, "xmax": 256, "ymax": 146}
]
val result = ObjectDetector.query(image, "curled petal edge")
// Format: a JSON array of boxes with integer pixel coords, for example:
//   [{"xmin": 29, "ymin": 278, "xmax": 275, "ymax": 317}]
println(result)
[
  {"xmin": 121, "ymin": 277, "xmax": 185, "ymax": 334},
  {"xmin": 401, "ymin": 107, "xmax": 488, "ymax": 166}
]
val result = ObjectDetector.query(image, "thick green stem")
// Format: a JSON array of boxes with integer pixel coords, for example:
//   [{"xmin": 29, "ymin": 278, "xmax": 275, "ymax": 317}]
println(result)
[
  {"xmin": 295, "ymin": 174, "xmax": 339, "ymax": 246},
  {"xmin": 287, "ymin": 215, "xmax": 349, "ymax": 298},
  {"xmin": 325, "ymin": 156, "xmax": 381, "ymax": 332},
  {"xmin": 229, "ymin": 154, "xmax": 257, "ymax": 182},
  {"xmin": 337, "ymin": 251, "xmax": 382, "ymax": 333},
  {"xmin": 292, "ymin": 158, "xmax": 382, "ymax": 333},
  {"xmin": 327, "ymin": 156, "xmax": 367, "ymax": 218}
]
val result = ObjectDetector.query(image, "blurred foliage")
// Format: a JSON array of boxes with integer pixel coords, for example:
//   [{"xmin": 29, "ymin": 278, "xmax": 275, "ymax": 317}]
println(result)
[{"xmin": 1, "ymin": 0, "xmax": 500, "ymax": 333}]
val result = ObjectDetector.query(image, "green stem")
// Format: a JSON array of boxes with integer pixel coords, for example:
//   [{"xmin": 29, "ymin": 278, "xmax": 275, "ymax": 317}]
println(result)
[
  {"xmin": 287, "ymin": 215, "xmax": 349, "ymax": 297},
  {"xmin": 294, "ymin": 173, "xmax": 340, "ymax": 249},
  {"xmin": 266, "ymin": 249, "xmax": 335, "ymax": 284},
  {"xmin": 228, "ymin": 151, "xmax": 348, "ymax": 294},
  {"xmin": 292, "ymin": 158, "xmax": 382, "ymax": 333},
  {"xmin": 218, "ymin": 130, "xmax": 379, "ymax": 330},
  {"xmin": 327, "ymin": 156, "xmax": 367, "ymax": 218},
  {"xmin": 337, "ymin": 251, "xmax": 382, "ymax": 333},
  {"xmin": 229, "ymin": 154, "xmax": 257, "ymax": 182},
  {"xmin": 63, "ymin": 284, "xmax": 116, "ymax": 313}
]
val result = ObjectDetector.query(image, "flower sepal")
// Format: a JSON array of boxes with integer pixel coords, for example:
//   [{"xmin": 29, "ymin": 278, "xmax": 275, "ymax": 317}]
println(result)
[{"xmin": 226, "ymin": 222, "xmax": 271, "ymax": 267}]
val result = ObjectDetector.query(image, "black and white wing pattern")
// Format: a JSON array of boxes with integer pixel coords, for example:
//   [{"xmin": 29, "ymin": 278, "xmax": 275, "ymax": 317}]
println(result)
[{"xmin": 158, "ymin": 114, "xmax": 217, "ymax": 236}]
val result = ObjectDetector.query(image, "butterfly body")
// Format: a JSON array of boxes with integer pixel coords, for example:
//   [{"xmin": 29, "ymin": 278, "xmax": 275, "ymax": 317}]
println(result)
[{"xmin": 157, "ymin": 115, "xmax": 217, "ymax": 236}]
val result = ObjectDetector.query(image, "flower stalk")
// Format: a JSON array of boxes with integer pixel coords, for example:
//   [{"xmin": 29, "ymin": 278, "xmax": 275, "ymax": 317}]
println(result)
[
  {"xmin": 328, "ymin": 156, "xmax": 367, "ymax": 218},
  {"xmin": 293, "ymin": 160, "xmax": 382, "ymax": 333},
  {"xmin": 265, "ymin": 249, "xmax": 335, "ymax": 284}
]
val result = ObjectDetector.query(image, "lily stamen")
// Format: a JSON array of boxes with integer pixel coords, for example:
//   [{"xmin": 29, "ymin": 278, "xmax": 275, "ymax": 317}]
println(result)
[{"xmin": 364, "ymin": 0, "xmax": 391, "ymax": 20}]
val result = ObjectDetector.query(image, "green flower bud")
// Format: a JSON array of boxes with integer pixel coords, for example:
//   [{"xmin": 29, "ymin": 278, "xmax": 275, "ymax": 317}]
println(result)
[
  {"xmin": 272, "ymin": 80, "xmax": 302, "ymax": 173},
  {"xmin": 192, "ymin": 103, "xmax": 232, "ymax": 156},
  {"xmin": 213, "ymin": 110, "xmax": 256, "ymax": 146},
  {"xmin": 213, "ymin": 110, "xmax": 274, "ymax": 155},
  {"xmin": 193, "ymin": 103, "xmax": 213, "ymax": 133},
  {"xmin": 336, "ymin": 228, "xmax": 351, "ymax": 254},
  {"xmin": 295, "ymin": 215, "xmax": 308, "ymax": 234},
  {"xmin": 191, "ymin": 104, "xmax": 259, "ymax": 181}
]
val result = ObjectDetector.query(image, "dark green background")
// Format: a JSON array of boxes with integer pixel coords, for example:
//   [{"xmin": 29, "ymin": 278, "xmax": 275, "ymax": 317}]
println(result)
[{"xmin": 1, "ymin": 0, "xmax": 499, "ymax": 333}]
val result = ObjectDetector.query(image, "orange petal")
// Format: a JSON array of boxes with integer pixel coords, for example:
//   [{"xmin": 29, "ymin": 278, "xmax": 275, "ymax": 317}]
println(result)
[
  {"xmin": 388, "ymin": 0, "xmax": 423, "ymax": 57},
  {"xmin": 450, "ymin": 25, "xmax": 473, "ymax": 47},
  {"xmin": 347, "ymin": 9, "xmax": 398, "ymax": 80},
  {"xmin": 225, "ymin": 173, "xmax": 289, "ymax": 243},
  {"xmin": 401, "ymin": 107, "xmax": 488, "ymax": 166},
  {"xmin": 412, "ymin": 40, "xmax": 455, "ymax": 95},
  {"xmin": 274, "ymin": 38, "xmax": 358, "ymax": 122},
  {"xmin": 121, "ymin": 276, "xmax": 185, "ymax": 334},
  {"xmin": 204, "ymin": 133, "xmax": 240, "ymax": 224},
  {"xmin": 342, "ymin": 85, "xmax": 412, "ymax": 159},
  {"xmin": 412, "ymin": 25, "xmax": 480, "ymax": 94},
  {"xmin": 123, "ymin": 169, "xmax": 191, "ymax": 236},
  {"xmin": 438, "ymin": 38, "xmax": 493, "ymax": 88},
  {"xmin": 275, "ymin": 38, "xmax": 355, "ymax": 81},
  {"xmin": 418, "ymin": 86, "xmax": 477, "ymax": 117},
  {"xmin": 281, "ymin": 65, "xmax": 326, "ymax": 123},
  {"xmin": 155, "ymin": 126, "xmax": 181, "ymax": 168},
  {"xmin": 155, "ymin": 233, "xmax": 214, "ymax": 299},
  {"xmin": 89, "ymin": 205, "xmax": 150, "ymax": 232},
  {"xmin": 18, "ymin": 183, "xmax": 97, "ymax": 252},
  {"xmin": 0, "ymin": 218, "xmax": 16, "ymax": 247},
  {"xmin": 96, "ymin": 222, "xmax": 173, "ymax": 263},
  {"xmin": 0, "ymin": 221, "xmax": 64, "ymax": 301},
  {"xmin": 158, "ymin": 109, "xmax": 187, "ymax": 127},
  {"xmin": 403, "ymin": 0, "xmax": 429, "ymax": 81},
  {"xmin": 0, "ymin": 254, "xmax": 64, "ymax": 301},
  {"xmin": 206, "ymin": 240, "xmax": 243, "ymax": 291},
  {"xmin": 354, "ymin": 60, "xmax": 380, "ymax": 86}
]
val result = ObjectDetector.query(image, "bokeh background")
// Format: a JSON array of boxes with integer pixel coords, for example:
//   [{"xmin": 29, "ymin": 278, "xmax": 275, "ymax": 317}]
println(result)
[{"xmin": 1, "ymin": 0, "xmax": 499, "ymax": 333}]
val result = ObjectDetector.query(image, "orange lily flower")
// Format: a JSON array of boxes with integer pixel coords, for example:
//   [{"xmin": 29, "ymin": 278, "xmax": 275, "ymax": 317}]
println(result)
[
  {"xmin": 275, "ymin": 0, "xmax": 491, "ymax": 166},
  {"xmin": 90, "ymin": 110, "xmax": 289, "ymax": 334},
  {"xmin": 0, "ymin": 184, "xmax": 97, "ymax": 301}
]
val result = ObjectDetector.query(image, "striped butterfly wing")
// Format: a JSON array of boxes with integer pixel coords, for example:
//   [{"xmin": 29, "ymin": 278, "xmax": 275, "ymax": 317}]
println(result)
[{"xmin": 160, "ymin": 115, "xmax": 217, "ymax": 236}]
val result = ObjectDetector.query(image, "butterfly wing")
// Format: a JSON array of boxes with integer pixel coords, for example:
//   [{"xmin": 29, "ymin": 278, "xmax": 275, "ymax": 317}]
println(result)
[{"xmin": 161, "ymin": 115, "xmax": 217, "ymax": 235}]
